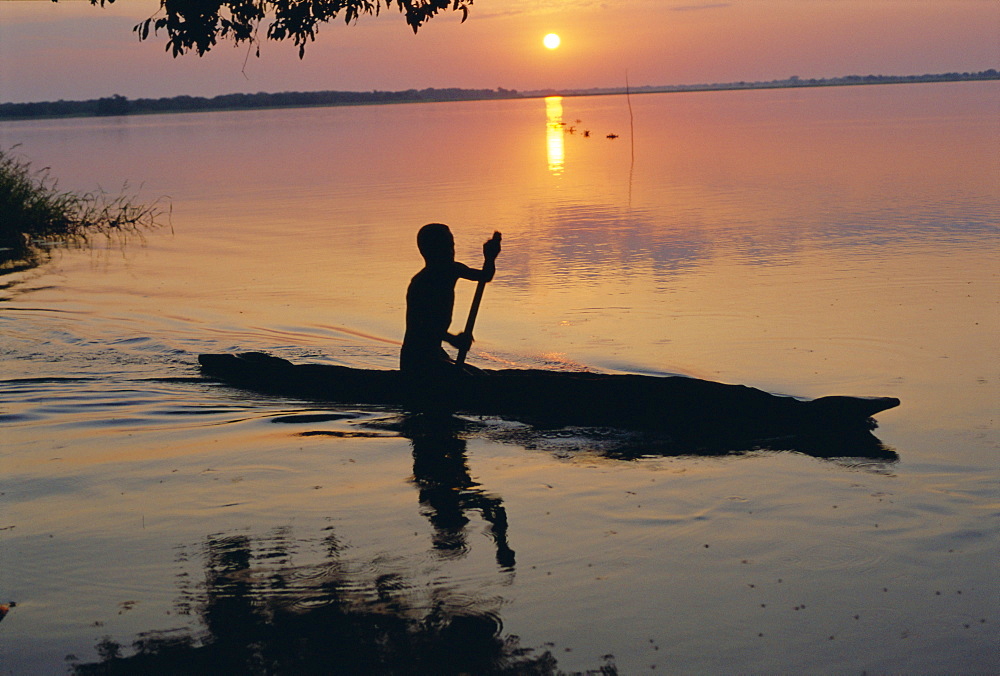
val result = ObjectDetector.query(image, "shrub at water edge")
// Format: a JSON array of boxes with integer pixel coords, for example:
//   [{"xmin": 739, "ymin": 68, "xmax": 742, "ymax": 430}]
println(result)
[{"xmin": 0, "ymin": 146, "xmax": 167, "ymax": 272}]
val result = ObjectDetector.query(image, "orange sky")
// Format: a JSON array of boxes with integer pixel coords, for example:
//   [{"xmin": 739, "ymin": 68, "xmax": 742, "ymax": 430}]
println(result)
[{"xmin": 0, "ymin": 0, "xmax": 997, "ymax": 103}]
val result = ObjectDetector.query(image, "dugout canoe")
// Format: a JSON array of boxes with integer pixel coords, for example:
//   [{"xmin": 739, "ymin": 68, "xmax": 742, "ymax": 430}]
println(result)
[{"xmin": 198, "ymin": 352, "xmax": 899, "ymax": 443}]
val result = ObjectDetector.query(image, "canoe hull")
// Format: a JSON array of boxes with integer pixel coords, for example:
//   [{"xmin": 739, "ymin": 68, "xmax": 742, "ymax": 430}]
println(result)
[{"xmin": 198, "ymin": 352, "xmax": 899, "ymax": 443}]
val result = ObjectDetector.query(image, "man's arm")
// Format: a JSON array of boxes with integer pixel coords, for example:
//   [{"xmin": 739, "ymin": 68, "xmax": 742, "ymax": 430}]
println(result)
[
  {"xmin": 444, "ymin": 331, "xmax": 472, "ymax": 351},
  {"xmin": 457, "ymin": 231, "xmax": 501, "ymax": 282}
]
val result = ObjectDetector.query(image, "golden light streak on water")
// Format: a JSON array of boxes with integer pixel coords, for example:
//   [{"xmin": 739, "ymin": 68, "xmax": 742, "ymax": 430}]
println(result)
[{"xmin": 545, "ymin": 95, "xmax": 565, "ymax": 175}]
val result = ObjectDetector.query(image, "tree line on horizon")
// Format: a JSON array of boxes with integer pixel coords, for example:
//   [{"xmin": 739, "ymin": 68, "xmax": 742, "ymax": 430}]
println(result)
[
  {"xmin": 533, "ymin": 69, "xmax": 999, "ymax": 97},
  {"xmin": 1, "ymin": 70, "xmax": 995, "ymax": 121},
  {"xmin": 0, "ymin": 87, "xmax": 523, "ymax": 120}
]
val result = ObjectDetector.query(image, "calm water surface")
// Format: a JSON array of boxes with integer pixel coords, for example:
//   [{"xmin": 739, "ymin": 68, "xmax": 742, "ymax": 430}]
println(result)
[{"xmin": 1, "ymin": 82, "xmax": 998, "ymax": 673}]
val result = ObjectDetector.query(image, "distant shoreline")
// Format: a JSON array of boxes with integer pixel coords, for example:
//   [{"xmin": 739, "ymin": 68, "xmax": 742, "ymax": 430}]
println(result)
[{"xmin": 1, "ymin": 70, "xmax": 996, "ymax": 122}]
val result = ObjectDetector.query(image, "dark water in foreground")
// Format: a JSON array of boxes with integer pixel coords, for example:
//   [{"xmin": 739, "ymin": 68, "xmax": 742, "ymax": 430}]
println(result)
[{"xmin": 1, "ymin": 82, "xmax": 998, "ymax": 673}]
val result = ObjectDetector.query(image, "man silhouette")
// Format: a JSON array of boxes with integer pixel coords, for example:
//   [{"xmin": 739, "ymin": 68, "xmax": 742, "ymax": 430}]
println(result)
[{"xmin": 400, "ymin": 224, "xmax": 501, "ymax": 377}]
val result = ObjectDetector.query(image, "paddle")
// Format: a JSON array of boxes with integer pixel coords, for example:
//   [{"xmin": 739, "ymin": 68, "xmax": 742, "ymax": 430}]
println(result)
[{"xmin": 456, "ymin": 231, "xmax": 502, "ymax": 368}]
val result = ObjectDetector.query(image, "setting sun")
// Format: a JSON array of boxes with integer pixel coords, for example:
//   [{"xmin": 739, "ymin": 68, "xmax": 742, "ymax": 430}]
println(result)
[{"xmin": 543, "ymin": 33, "xmax": 561, "ymax": 50}]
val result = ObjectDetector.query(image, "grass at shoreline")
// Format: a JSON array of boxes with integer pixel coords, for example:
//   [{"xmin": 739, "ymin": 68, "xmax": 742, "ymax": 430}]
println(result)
[{"xmin": 0, "ymin": 146, "xmax": 167, "ymax": 272}]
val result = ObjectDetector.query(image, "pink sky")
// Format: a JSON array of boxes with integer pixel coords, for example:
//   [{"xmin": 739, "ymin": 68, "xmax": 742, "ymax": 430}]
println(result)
[{"xmin": 1, "ymin": 0, "xmax": 997, "ymax": 103}]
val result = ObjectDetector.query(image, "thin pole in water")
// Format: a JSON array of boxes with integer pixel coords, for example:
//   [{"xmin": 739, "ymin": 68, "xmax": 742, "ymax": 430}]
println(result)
[{"xmin": 626, "ymin": 69, "xmax": 635, "ymax": 162}]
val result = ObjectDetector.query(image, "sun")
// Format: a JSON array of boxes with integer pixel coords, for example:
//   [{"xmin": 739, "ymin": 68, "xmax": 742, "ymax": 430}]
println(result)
[{"xmin": 543, "ymin": 33, "xmax": 561, "ymax": 50}]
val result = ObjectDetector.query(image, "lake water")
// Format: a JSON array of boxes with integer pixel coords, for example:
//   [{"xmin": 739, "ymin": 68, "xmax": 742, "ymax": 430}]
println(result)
[{"xmin": 1, "ymin": 82, "xmax": 997, "ymax": 673}]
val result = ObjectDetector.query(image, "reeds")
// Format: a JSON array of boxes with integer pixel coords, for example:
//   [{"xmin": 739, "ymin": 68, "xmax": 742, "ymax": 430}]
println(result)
[{"xmin": 0, "ymin": 146, "xmax": 167, "ymax": 270}]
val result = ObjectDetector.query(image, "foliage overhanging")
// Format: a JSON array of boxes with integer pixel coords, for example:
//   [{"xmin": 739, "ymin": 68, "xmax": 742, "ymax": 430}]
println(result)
[{"xmin": 57, "ymin": 0, "xmax": 474, "ymax": 58}]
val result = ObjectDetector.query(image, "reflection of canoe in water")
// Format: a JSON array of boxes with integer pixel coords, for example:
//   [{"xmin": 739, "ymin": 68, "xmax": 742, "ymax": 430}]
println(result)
[{"xmin": 198, "ymin": 352, "xmax": 899, "ymax": 444}]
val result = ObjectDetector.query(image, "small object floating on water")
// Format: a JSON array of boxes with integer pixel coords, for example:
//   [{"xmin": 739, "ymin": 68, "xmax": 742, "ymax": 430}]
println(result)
[
  {"xmin": 607, "ymin": 133, "xmax": 619, "ymax": 139},
  {"xmin": 0, "ymin": 602, "xmax": 15, "ymax": 622},
  {"xmin": 583, "ymin": 130, "xmax": 590, "ymax": 137}
]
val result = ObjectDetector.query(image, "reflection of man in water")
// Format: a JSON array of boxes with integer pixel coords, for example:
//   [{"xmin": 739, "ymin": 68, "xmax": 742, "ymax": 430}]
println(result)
[
  {"xmin": 406, "ymin": 416, "xmax": 516, "ymax": 570},
  {"xmin": 400, "ymin": 223, "xmax": 501, "ymax": 376}
]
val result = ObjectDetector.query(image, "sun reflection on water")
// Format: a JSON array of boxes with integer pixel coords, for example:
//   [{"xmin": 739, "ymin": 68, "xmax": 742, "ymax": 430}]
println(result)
[{"xmin": 545, "ymin": 96, "xmax": 565, "ymax": 175}]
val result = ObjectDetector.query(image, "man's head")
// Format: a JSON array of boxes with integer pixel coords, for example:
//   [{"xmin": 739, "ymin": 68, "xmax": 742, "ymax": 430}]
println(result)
[{"xmin": 417, "ymin": 223, "xmax": 455, "ymax": 263}]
